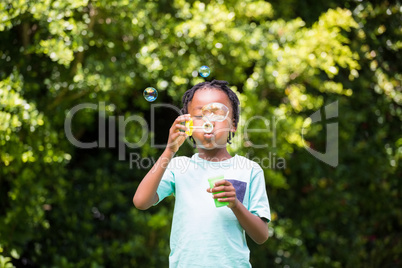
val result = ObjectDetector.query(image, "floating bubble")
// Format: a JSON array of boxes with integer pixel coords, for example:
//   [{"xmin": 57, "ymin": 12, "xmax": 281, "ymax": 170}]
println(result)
[
  {"xmin": 143, "ymin": 87, "xmax": 158, "ymax": 102},
  {"xmin": 198, "ymin": 65, "xmax": 210, "ymax": 78}
]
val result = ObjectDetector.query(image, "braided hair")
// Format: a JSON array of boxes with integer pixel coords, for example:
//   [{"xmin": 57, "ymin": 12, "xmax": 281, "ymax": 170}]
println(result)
[{"xmin": 181, "ymin": 80, "xmax": 240, "ymax": 145}]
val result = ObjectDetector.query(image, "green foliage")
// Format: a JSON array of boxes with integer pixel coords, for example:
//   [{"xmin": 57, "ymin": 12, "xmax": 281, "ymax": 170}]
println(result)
[
  {"xmin": 0, "ymin": 255, "xmax": 15, "ymax": 268},
  {"xmin": 0, "ymin": 0, "xmax": 400, "ymax": 267}
]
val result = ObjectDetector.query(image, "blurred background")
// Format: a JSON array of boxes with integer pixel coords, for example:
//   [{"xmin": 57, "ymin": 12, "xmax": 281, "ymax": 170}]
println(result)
[{"xmin": 0, "ymin": 0, "xmax": 401, "ymax": 267}]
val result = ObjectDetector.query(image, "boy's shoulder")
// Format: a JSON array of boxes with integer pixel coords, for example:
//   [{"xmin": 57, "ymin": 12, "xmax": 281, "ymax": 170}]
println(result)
[
  {"xmin": 167, "ymin": 155, "xmax": 191, "ymax": 168},
  {"xmin": 236, "ymin": 154, "xmax": 262, "ymax": 166},
  {"xmin": 170, "ymin": 155, "xmax": 191, "ymax": 163},
  {"xmin": 171, "ymin": 155, "xmax": 191, "ymax": 160},
  {"xmin": 233, "ymin": 154, "xmax": 264, "ymax": 173}
]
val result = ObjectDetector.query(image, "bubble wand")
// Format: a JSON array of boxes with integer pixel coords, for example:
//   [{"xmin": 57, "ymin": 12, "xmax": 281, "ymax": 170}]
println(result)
[
  {"xmin": 184, "ymin": 119, "xmax": 213, "ymax": 136},
  {"xmin": 183, "ymin": 102, "xmax": 229, "ymax": 136}
]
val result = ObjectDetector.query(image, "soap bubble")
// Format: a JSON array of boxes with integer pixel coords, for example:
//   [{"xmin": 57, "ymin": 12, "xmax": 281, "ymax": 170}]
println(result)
[
  {"xmin": 198, "ymin": 65, "xmax": 210, "ymax": 78},
  {"xmin": 202, "ymin": 102, "xmax": 229, "ymax": 122},
  {"xmin": 202, "ymin": 122, "xmax": 214, "ymax": 133},
  {"xmin": 143, "ymin": 87, "xmax": 158, "ymax": 102}
]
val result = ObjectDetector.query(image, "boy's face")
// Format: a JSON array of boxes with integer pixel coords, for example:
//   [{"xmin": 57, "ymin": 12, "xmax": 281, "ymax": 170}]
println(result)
[{"xmin": 187, "ymin": 88, "xmax": 236, "ymax": 150}]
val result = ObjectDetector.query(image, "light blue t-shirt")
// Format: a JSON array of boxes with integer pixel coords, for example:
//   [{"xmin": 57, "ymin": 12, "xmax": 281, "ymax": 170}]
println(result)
[{"xmin": 155, "ymin": 153, "xmax": 271, "ymax": 268}]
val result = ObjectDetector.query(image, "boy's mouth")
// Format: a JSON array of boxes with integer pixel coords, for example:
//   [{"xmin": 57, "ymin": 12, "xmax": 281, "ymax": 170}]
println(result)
[{"xmin": 203, "ymin": 133, "xmax": 214, "ymax": 139}]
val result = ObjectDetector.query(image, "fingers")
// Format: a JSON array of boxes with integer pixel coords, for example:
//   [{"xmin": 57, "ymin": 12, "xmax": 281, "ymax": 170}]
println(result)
[
  {"xmin": 168, "ymin": 131, "xmax": 188, "ymax": 140},
  {"xmin": 173, "ymin": 114, "xmax": 191, "ymax": 126},
  {"xmin": 210, "ymin": 185, "xmax": 234, "ymax": 193},
  {"xmin": 174, "ymin": 123, "xmax": 188, "ymax": 132},
  {"xmin": 206, "ymin": 188, "xmax": 235, "ymax": 202},
  {"xmin": 166, "ymin": 114, "xmax": 191, "ymax": 153},
  {"xmin": 206, "ymin": 180, "xmax": 236, "ymax": 203},
  {"xmin": 213, "ymin": 179, "xmax": 231, "ymax": 187},
  {"xmin": 212, "ymin": 191, "xmax": 236, "ymax": 199},
  {"xmin": 211, "ymin": 180, "xmax": 234, "ymax": 192},
  {"xmin": 167, "ymin": 132, "xmax": 188, "ymax": 148},
  {"xmin": 170, "ymin": 114, "xmax": 191, "ymax": 133}
]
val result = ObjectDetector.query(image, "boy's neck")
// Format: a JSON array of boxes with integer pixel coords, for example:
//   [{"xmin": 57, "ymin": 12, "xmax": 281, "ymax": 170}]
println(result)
[{"xmin": 197, "ymin": 148, "xmax": 232, "ymax": 162}]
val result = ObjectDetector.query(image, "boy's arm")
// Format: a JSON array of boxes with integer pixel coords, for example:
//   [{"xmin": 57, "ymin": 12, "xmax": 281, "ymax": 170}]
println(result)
[
  {"xmin": 230, "ymin": 201, "xmax": 269, "ymax": 245},
  {"xmin": 133, "ymin": 114, "xmax": 190, "ymax": 210},
  {"xmin": 133, "ymin": 149, "xmax": 175, "ymax": 210}
]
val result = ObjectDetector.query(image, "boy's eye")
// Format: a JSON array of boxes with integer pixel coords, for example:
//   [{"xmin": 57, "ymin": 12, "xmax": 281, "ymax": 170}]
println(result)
[{"xmin": 192, "ymin": 116, "xmax": 204, "ymax": 123}]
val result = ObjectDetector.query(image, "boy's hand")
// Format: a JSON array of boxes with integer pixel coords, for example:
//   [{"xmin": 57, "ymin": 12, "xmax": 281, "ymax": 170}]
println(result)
[
  {"xmin": 166, "ymin": 114, "xmax": 191, "ymax": 154},
  {"xmin": 207, "ymin": 180, "xmax": 238, "ymax": 208}
]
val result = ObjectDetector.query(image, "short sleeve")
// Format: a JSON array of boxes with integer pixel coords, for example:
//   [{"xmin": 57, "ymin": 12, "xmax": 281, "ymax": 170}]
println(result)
[
  {"xmin": 154, "ymin": 161, "xmax": 176, "ymax": 206},
  {"xmin": 248, "ymin": 168, "xmax": 271, "ymax": 222}
]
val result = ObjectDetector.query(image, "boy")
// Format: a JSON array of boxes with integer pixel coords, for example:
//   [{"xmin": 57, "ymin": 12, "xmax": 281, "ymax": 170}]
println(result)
[{"xmin": 133, "ymin": 80, "xmax": 271, "ymax": 267}]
